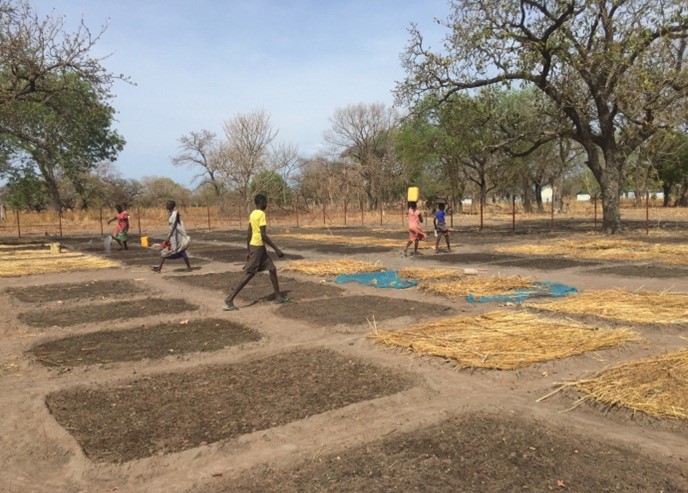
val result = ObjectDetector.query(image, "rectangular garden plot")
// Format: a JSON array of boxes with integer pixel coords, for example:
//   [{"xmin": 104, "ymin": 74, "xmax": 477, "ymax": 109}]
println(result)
[
  {"xmin": 6, "ymin": 280, "xmax": 146, "ymax": 303},
  {"xmin": 219, "ymin": 414, "xmax": 687, "ymax": 493},
  {"xmin": 171, "ymin": 271, "xmax": 345, "ymax": 301},
  {"xmin": 29, "ymin": 318, "xmax": 260, "ymax": 367},
  {"xmin": 276, "ymin": 295, "xmax": 451, "ymax": 326},
  {"xmin": 18, "ymin": 298, "xmax": 198, "ymax": 328},
  {"xmin": 45, "ymin": 348, "xmax": 413, "ymax": 463}
]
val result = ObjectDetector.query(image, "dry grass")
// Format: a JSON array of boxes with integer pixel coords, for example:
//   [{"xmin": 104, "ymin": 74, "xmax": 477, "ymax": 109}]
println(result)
[
  {"xmin": 526, "ymin": 289, "xmax": 688, "ymax": 324},
  {"xmin": 0, "ymin": 245, "xmax": 119, "ymax": 277},
  {"xmin": 496, "ymin": 237, "xmax": 688, "ymax": 265},
  {"xmin": 369, "ymin": 311, "xmax": 639, "ymax": 370},
  {"xmin": 559, "ymin": 349, "xmax": 688, "ymax": 421},
  {"xmin": 274, "ymin": 231, "xmax": 433, "ymax": 249},
  {"xmin": 420, "ymin": 275, "xmax": 533, "ymax": 297},
  {"xmin": 282, "ymin": 259, "xmax": 385, "ymax": 276}
]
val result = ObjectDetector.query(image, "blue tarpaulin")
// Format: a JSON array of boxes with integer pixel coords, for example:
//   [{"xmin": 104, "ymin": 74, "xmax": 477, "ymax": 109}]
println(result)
[
  {"xmin": 466, "ymin": 281, "xmax": 577, "ymax": 304},
  {"xmin": 335, "ymin": 270, "xmax": 419, "ymax": 289}
]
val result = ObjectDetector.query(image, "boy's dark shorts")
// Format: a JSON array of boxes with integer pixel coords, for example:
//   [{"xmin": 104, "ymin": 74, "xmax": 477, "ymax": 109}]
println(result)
[{"xmin": 245, "ymin": 245, "xmax": 275, "ymax": 274}]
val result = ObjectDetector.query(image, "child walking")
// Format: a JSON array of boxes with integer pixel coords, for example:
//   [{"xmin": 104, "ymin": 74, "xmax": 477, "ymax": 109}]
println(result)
[
  {"xmin": 152, "ymin": 200, "xmax": 192, "ymax": 273},
  {"xmin": 433, "ymin": 202, "xmax": 451, "ymax": 253},
  {"xmin": 107, "ymin": 204, "xmax": 130, "ymax": 250},
  {"xmin": 223, "ymin": 194, "xmax": 289, "ymax": 311},
  {"xmin": 403, "ymin": 201, "xmax": 426, "ymax": 257}
]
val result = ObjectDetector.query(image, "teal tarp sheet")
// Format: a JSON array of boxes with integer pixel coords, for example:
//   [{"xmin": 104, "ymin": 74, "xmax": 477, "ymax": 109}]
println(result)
[
  {"xmin": 335, "ymin": 271, "xmax": 419, "ymax": 289},
  {"xmin": 466, "ymin": 281, "xmax": 577, "ymax": 304}
]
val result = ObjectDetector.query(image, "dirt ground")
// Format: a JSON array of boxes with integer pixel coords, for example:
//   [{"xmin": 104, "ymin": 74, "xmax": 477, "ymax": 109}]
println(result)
[{"xmin": 1, "ymin": 221, "xmax": 688, "ymax": 492}]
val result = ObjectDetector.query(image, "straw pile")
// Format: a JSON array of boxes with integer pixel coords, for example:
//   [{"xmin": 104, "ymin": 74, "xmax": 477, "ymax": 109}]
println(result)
[
  {"xmin": 282, "ymin": 259, "xmax": 385, "ymax": 276},
  {"xmin": 0, "ymin": 245, "xmax": 119, "ymax": 277},
  {"xmin": 561, "ymin": 349, "xmax": 688, "ymax": 420},
  {"xmin": 397, "ymin": 267, "xmax": 464, "ymax": 281},
  {"xmin": 370, "ymin": 311, "xmax": 639, "ymax": 370},
  {"xmin": 526, "ymin": 289, "xmax": 688, "ymax": 324},
  {"xmin": 420, "ymin": 275, "xmax": 532, "ymax": 297},
  {"xmin": 274, "ymin": 232, "xmax": 431, "ymax": 249},
  {"xmin": 496, "ymin": 238, "xmax": 688, "ymax": 265}
]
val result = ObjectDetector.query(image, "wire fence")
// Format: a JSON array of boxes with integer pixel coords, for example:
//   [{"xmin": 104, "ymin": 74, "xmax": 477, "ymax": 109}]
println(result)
[{"xmin": 1, "ymin": 195, "xmax": 686, "ymax": 239}]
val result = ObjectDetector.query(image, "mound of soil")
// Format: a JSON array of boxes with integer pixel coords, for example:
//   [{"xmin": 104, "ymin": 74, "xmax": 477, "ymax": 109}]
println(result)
[
  {"xmin": 29, "ymin": 318, "xmax": 260, "ymax": 367},
  {"xmin": 423, "ymin": 252, "xmax": 521, "ymax": 264},
  {"xmin": 276, "ymin": 294, "xmax": 451, "ymax": 326},
  {"xmin": 214, "ymin": 414, "xmax": 688, "ymax": 493},
  {"xmin": 493, "ymin": 257, "xmax": 599, "ymax": 270},
  {"xmin": 589, "ymin": 264, "xmax": 688, "ymax": 278},
  {"xmin": 45, "ymin": 348, "xmax": 413, "ymax": 463},
  {"xmin": 5, "ymin": 279, "xmax": 144, "ymax": 303},
  {"xmin": 18, "ymin": 297, "xmax": 198, "ymax": 328}
]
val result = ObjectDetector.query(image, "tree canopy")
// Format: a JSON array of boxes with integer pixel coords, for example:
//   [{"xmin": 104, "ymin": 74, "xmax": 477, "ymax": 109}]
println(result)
[{"xmin": 396, "ymin": 0, "xmax": 688, "ymax": 233}]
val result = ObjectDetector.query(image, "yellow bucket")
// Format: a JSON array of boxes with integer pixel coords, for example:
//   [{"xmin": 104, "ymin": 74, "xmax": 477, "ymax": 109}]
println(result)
[
  {"xmin": 140, "ymin": 236, "xmax": 149, "ymax": 247},
  {"xmin": 407, "ymin": 186, "xmax": 420, "ymax": 202},
  {"xmin": 49, "ymin": 242, "xmax": 61, "ymax": 254}
]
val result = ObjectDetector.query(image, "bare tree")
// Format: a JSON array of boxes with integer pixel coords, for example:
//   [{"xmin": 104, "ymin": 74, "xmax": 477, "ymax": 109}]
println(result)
[
  {"xmin": 222, "ymin": 109, "xmax": 277, "ymax": 208},
  {"xmin": 325, "ymin": 103, "xmax": 401, "ymax": 209},
  {"xmin": 172, "ymin": 130, "xmax": 227, "ymax": 207},
  {"xmin": 270, "ymin": 142, "xmax": 300, "ymax": 205},
  {"xmin": 0, "ymin": 0, "xmax": 124, "ymax": 110}
]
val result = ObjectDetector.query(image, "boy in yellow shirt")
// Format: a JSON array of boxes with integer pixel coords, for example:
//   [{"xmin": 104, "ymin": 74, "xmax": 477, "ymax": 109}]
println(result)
[{"xmin": 223, "ymin": 194, "xmax": 289, "ymax": 311}]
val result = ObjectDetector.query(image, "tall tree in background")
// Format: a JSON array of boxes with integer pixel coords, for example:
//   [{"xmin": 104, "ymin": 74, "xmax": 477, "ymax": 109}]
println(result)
[
  {"xmin": 325, "ymin": 103, "xmax": 401, "ymax": 209},
  {"xmin": 172, "ymin": 130, "xmax": 227, "ymax": 208},
  {"xmin": 221, "ymin": 109, "xmax": 277, "ymax": 209},
  {"xmin": 396, "ymin": 0, "xmax": 688, "ymax": 233},
  {"xmin": 0, "ymin": 75, "xmax": 124, "ymax": 211}
]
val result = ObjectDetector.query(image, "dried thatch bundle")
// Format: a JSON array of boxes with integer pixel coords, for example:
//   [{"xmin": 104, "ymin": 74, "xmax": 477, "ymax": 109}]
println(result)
[
  {"xmin": 0, "ymin": 246, "xmax": 119, "ymax": 277},
  {"xmin": 370, "ymin": 311, "xmax": 638, "ymax": 370},
  {"xmin": 526, "ymin": 289, "xmax": 688, "ymax": 324},
  {"xmin": 397, "ymin": 267, "xmax": 464, "ymax": 281},
  {"xmin": 496, "ymin": 238, "xmax": 688, "ymax": 264},
  {"xmin": 282, "ymin": 259, "xmax": 385, "ymax": 276},
  {"xmin": 274, "ymin": 232, "xmax": 429, "ymax": 249},
  {"xmin": 559, "ymin": 349, "xmax": 688, "ymax": 420},
  {"xmin": 420, "ymin": 275, "xmax": 532, "ymax": 297}
]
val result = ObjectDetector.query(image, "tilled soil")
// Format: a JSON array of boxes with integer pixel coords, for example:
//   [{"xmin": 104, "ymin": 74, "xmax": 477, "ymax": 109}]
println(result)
[
  {"xmin": 45, "ymin": 348, "xmax": 413, "ymax": 463},
  {"xmin": 2, "ymin": 225, "xmax": 688, "ymax": 493},
  {"xmin": 18, "ymin": 297, "xmax": 198, "ymax": 328},
  {"xmin": 28, "ymin": 318, "xmax": 261, "ymax": 367},
  {"xmin": 213, "ymin": 414, "xmax": 688, "ymax": 493}
]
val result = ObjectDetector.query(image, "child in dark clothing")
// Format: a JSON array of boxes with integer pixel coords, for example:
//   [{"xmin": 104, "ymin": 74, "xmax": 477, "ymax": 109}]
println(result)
[{"xmin": 433, "ymin": 202, "xmax": 451, "ymax": 253}]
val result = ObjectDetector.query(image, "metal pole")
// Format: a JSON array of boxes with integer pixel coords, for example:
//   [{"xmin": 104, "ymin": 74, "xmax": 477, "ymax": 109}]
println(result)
[
  {"xmin": 323, "ymin": 202, "xmax": 326, "ymax": 225},
  {"xmin": 380, "ymin": 204, "xmax": 383, "ymax": 226},
  {"xmin": 401, "ymin": 197, "xmax": 404, "ymax": 226},
  {"xmin": 593, "ymin": 195, "xmax": 597, "ymax": 230},
  {"xmin": 295, "ymin": 197, "xmax": 299, "ymax": 228},
  {"xmin": 99, "ymin": 207, "xmax": 104, "ymax": 236},
  {"xmin": 58, "ymin": 210, "xmax": 63, "ymax": 238},
  {"xmin": 512, "ymin": 195, "xmax": 516, "ymax": 232},
  {"xmin": 479, "ymin": 196, "xmax": 484, "ymax": 231},
  {"xmin": 450, "ymin": 195, "xmax": 455, "ymax": 228},
  {"xmin": 646, "ymin": 191, "xmax": 649, "ymax": 236},
  {"xmin": 344, "ymin": 200, "xmax": 347, "ymax": 226},
  {"xmin": 550, "ymin": 189, "xmax": 554, "ymax": 232},
  {"xmin": 15, "ymin": 208, "xmax": 20, "ymax": 238},
  {"xmin": 137, "ymin": 207, "xmax": 142, "ymax": 235}
]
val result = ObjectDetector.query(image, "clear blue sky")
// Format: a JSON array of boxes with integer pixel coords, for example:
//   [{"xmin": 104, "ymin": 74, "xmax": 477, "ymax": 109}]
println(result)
[{"xmin": 31, "ymin": 0, "xmax": 448, "ymax": 188}]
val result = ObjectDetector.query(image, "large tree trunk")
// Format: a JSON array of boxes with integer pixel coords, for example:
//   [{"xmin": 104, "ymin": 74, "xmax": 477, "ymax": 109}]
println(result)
[{"xmin": 598, "ymin": 163, "xmax": 623, "ymax": 234}]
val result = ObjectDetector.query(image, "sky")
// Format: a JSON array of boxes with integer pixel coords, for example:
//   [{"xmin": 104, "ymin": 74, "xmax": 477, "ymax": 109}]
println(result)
[{"xmin": 30, "ymin": 0, "xmax": 449, "ymax": 188}]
